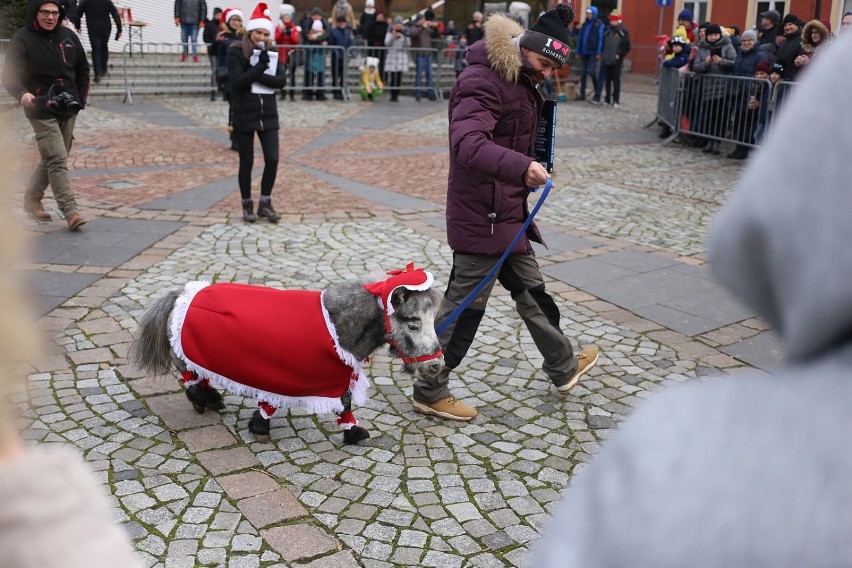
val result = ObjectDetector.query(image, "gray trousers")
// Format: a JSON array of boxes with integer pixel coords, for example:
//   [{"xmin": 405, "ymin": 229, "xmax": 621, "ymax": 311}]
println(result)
[
  {"xmin": 413, "ymin": 252, "xmax": 578, "ymax": 403},
  {"xmin": 26, "ymin": 115, "xmax": 79, "ymax": 216}
]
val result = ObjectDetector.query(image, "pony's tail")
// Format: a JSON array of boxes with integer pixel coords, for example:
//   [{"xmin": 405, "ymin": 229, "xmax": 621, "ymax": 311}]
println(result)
[{"xmin": 129, "ymin": 290, "xmax": 180, "ymax": 376}]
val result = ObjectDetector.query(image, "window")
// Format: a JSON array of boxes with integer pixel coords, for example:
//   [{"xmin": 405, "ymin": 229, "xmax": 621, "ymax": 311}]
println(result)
[{"xmin": 682, "ymin": 1, "xmax": 708, "ymax": 24}]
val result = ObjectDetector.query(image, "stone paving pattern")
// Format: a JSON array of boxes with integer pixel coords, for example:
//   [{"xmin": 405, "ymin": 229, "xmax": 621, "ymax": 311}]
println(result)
[{"xmin": 8, "ymin": 77, "xmax": 774, "ymax": 567}]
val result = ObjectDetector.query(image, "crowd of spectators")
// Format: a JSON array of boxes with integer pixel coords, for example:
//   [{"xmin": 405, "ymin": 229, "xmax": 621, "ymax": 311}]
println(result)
[{"xmin": 657, "ymin": 8, "xmax": 846, "ymax": 159}]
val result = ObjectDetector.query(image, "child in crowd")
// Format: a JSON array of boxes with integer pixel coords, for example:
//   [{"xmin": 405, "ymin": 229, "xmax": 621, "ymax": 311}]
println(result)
[
  {"xmin": 662, "ymin": 35, "xmax": 689, "ymax": 68},
  {"xmin": 359, "ymin": 56, "xmax": 384, "ymax": 100}
]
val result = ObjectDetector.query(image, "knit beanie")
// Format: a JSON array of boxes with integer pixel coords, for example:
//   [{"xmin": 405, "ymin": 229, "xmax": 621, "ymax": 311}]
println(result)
[
  {"xmin": 755, "ymin": 60, "xmax": 771, "ymax": 74},
  {"xmin": 519, "ymin": 3, "xmax": 574, "ymax": 66},
  {"xmin": 742, "ymin": 29, "xmax": 758, "ymax": 41},
  {"xmin": 705, "ymin": 23, "xmax": 722, "ymax": 36},
  {"xmin": 782, "ymin": 13, "xmax": 800, "ymax": 26},
  {"xmin": 678, "ymin": 8, "xmax": 692, "ymax": 22}
]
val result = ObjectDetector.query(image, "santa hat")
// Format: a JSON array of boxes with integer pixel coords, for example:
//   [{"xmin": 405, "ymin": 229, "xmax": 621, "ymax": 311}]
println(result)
[
  {"xmin": 363, "ymin": 263, "xmax": 434, "ymax": 316},
  {"xmin": 519, "ymin": 3, "xmax": 574, "ymax": 66},
  {"xmin": 246, "ymin": 2, "xmax": 275, "ymax": 34},
  {"xmin": 609, "ymin": 9, "xmax": 622, "ymax": 23},
  {"xmin": 222, "ymin": 7, "xmax": 243, "ymax": 25}
]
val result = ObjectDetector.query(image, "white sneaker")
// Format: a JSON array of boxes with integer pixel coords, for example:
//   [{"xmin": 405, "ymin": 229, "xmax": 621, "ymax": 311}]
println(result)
[{"xmin": 612, "ymin": 103, "xmax": 620, "ymax": 109}]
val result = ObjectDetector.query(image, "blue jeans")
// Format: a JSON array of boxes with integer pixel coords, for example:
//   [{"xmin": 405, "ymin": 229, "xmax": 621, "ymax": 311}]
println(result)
[
  {"xmin": 415, "ymin": 55, "xmax": 434, "ymax": 98},
  {"xmin": 180, "ymin": 23, "xmax": 199, "ymax": 57}
]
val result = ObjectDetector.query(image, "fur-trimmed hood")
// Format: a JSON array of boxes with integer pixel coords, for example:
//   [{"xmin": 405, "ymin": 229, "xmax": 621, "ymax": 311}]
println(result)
[
  {"xmin": 801, "ymin": 20, "xmax": 829, "ymax": 53},
  {"xmin": 466, "ymin": 13, "xmax": 525, "ymax": 84}
]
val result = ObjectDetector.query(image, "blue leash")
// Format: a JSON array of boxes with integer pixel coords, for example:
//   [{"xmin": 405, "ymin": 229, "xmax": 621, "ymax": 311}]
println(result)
[{"xmin": 435, "ymin": 178, "xmax": 553, "ymax": 336}]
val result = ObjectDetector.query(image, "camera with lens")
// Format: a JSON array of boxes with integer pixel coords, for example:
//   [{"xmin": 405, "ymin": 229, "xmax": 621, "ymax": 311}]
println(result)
[{"xmin": 34, "ymin": 84, "xmax": 82, "ymax": 116}]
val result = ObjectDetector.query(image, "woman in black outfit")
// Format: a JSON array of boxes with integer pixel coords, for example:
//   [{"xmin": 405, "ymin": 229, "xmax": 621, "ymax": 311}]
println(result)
[{"xmin": 227, "ymin": 2, "xmax": 286, "ymax": 223}]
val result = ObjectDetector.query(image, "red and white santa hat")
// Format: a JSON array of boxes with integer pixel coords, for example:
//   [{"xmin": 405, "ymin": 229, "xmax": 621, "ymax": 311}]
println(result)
[
  {"xmin": 222, "ymin": 7, "xmax": 244, "ymax": 26},
  {"xmin": 363, "ymin": 263, "xmax": 434, "ymax": 316},
  {"xmin": 246, "ymin": 2, "xmax": 275, "ymax": 34}
]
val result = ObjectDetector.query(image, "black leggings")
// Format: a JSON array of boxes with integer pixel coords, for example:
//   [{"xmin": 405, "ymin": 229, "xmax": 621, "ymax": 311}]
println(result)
[{"xmin": 233, "ymin": 128, "xmax": 279, "ymax": 200}]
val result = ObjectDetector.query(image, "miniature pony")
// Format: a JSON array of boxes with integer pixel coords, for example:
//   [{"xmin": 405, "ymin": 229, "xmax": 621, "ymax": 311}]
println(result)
[{"xmin": 130, "ymin": 264, "xmax": 444, "ymax": 444}]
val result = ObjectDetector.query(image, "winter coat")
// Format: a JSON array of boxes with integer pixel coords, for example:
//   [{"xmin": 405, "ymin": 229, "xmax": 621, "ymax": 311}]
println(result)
[
  {"xmin": 409, "ymin": 21, "xmax": 438, "ymax": 50},
  {"xmin": 731, "ymin": 44, "xmax": 768, "ymax": 100},
  {"xmin": 800, "ymin": 20, "xmax": 829, "ymax": 63},
  {"xmin": 174, "ymin": 0, "xmax": 206, "ymax": 25},
  {"xmin": 446, "ymin": 14, "xmax": 544, "ymax": 256},
  {"xmin": 328, "ymin": 25, "xmax": 353, "ymax": 53},
  {"xmin": 2, "ymin": 0, "xmax": 90, "ymax": 118},
  {"xmin": 662, "ymin": 47, "xmax": 690, "ymax": 68},
  {"xmin": 531, "ymin": 36, "xmax": 852, "ymax": 568},
  {"xmin": 226, "ymin": 42, "xmax": 286, "ymax": 131},
  {"xmin": 74, "ymin": 0, "xmax": 121, "ymax": 35},
  {"xmin": 202, "ymin": 16, "xmax": 220, "ymax": 51},
  {"xmin": 692, "ymin": 34, "xmax": 736, "ymax": 100},
  {"xmin": 601, "ymin": 24, "xmax": 630, "ymax": 66},
  {"xmin": 577, "ymin": 7, "xmax": 604, "ymax": 56},
  {"xmin": 384, "ymin": 29, "xmax": 410, "ymax": 72},
  {"xmin": 776, "ymin": 28, "xmax": 803, "ymax": 80},
  {"xmin": 366, "ymin": 19, "xmax": 389, "ymax": 47},
  {"xmin": 275, "ymin": 22, "xmax": 300, "ymax": 65},
  {"xmin": 303, "ymin": 29, "xmax": 329, "ymax": 74}
]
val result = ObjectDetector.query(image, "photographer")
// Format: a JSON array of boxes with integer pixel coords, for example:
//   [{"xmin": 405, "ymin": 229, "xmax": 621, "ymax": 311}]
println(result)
[{"xmin": 3, "ymin": 0, "xmax": 90, "ymax": 230}]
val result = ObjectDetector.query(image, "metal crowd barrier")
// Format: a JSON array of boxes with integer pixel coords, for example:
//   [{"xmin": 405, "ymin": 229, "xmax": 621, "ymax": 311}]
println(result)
[{"xmin": 655, "ymin": 67, "xmax": 798, "ymax": 149}]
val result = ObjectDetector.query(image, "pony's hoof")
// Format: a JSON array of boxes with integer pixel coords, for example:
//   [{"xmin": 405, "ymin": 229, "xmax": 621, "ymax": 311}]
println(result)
[
  {"xmin": 248, "ymin": 409, "xmax": 271, "ymax": 442},
  {"xmin": 204, "ymin": 388, "xmax": 226, "ymax": 411},
  {"xmin": 191, "ymin": 402, "xmax": 206, "ymax": 414},
  {"xmin": 343, "ymin": 426, "xmax": 370, "ymax": 445}
]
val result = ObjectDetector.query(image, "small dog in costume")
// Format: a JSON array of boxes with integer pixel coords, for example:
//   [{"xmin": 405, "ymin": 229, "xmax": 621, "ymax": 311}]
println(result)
[{"xmin": 130, "ymin": 264, "xmax": 444, "ymax": 444}]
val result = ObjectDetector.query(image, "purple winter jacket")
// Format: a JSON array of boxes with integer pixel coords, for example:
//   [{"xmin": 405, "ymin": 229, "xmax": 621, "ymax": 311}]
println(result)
[{"xmin": 446, "ymin": 14, "xmax": 545, "ymax": 256}]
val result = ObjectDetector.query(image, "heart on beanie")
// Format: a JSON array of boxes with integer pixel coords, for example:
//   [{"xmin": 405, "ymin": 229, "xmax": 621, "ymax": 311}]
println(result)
[{"xmin": 552, "ymin": 41, "xmax": 562, "ymax": 50}]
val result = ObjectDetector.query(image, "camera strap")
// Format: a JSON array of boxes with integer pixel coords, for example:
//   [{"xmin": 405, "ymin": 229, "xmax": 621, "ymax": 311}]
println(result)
[{"xmin": 435, "ymin": 178, "xmax": 552, "ymax": 336}]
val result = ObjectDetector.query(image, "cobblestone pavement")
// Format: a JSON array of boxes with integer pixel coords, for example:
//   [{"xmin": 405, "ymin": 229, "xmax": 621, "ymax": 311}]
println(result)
[{"xmin": 9, "ymin": 78, "xmax": 763, "ymax": 568}]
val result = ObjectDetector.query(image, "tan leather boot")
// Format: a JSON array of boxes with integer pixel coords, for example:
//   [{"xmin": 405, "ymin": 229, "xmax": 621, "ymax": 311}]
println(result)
[
  {"xmin": 23, "ymin": 200, "xmax": 52, "ymax": 221},
  {"xmin": 66, "ymin": 213, "xmax": 86, "ymax": 231}
]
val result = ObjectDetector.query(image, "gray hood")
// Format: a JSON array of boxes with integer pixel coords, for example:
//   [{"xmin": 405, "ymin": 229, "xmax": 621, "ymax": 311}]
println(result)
[{"xmin": 708, "ymin": 32, "xmax": 852, "ymax": 364}]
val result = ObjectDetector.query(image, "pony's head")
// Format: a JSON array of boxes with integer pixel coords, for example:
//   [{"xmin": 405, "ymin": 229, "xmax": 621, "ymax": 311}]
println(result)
[
  {"xmin": 364, "ymin": 264, "xmax": 444, "ymax": 377},
  {"xmin": 386, "ymin": 286, "xmax": 444, "ymax": 377}
]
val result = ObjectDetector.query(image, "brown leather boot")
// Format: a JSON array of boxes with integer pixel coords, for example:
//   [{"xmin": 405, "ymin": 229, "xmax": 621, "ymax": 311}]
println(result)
[
  {"xmin": 23, "ymin": 200, "xmax": 51, "ymax": 221},
  {"xmin": 66, "ymin": 213, "xmax": 86, "ymax": 231}
]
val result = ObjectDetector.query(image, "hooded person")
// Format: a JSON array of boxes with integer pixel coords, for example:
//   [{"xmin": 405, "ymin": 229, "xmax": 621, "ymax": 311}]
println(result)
[
  {"xmin": 575, "ymin": 5, "xmax": 604, "ymax": 100},
  {"xmin": 531, "ymin": 30, "xmax": 852, "ymax": 568},
  {"xmin": 413, "ymin": 3, "xmax": 600, "ymax": 421}
]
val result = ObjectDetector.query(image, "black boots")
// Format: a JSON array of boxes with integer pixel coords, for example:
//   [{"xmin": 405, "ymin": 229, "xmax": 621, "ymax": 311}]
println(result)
[
  {"xmin": 242, "ymin": 199, "xmax": 257, "ymax": 223},
  {"xmin": 256, "ymin": 198, "xmax": 281, "ymax": 223},
  {"xmin": 242, "ymin": 198, "xmax": 280, "ymax": 223},
  {"xmin": 186, "ymin": 383, "xmax": 225, "ymax": 414}
]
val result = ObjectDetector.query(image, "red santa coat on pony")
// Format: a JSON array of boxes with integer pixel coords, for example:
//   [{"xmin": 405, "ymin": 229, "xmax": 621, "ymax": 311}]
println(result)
[{"xmin": 169, "ymin": 267, "xmax": 434, "ymax": 427}]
